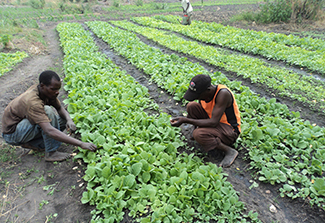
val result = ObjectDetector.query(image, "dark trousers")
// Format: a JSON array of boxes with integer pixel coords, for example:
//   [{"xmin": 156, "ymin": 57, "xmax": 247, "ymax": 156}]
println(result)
[
  {"xmin": 2, "ymin": 106, "xmax": 66, "ymax": 153},
  {"xmin": 187, "ymin": 102, "xmax": 239, "ymax": 152}
]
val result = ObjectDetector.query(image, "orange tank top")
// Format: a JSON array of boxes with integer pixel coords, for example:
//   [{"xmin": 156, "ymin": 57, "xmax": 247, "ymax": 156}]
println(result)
[{"xmin": 200, "ymin": 85, "xmax": 241, "ymax": 133}]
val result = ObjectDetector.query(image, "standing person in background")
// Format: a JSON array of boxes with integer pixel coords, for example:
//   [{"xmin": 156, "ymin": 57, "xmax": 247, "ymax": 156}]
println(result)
[
  {"xmin": 1, "ymin": 70, "xmax": 97, "ymax": 162},
  {"xmin": 170, "ymin": 74, "xmax": 241, "ymax": 167},
  {"xmin": 179, "ymin": 0, "xmax": 193, "ymax": 25}
]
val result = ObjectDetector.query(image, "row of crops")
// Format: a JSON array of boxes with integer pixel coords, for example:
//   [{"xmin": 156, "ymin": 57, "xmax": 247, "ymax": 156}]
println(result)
[
  {"xmin": 0, "ymin": 0, "xmax": 260, "ymax": 28},
  {"xmin": 54, "ymin": 17, "xmax": 325, "ymax": 222},
  {"xmin": 89, "ymin": 19, "xmax": 325, "ymax": 209},
  {"xmin": 57, "ymin": 22, "xmax": 260, "ymax": 222},
  {"xmin": 153, "ymin": 15, "xmax": 325, "ymax": 70},
  {"xmin": 0, "ymin": 7, "xmax": 101, "ymax": 28},
  {"xmin": 0, "ymin": 51, "xmax": 28, "ymax": 76},
  {"xmin": 104, "ymin": 17, "xmax": 325, "ymax": 208},
  {"xmin": 126, "ymin": 16, "xmax": 325, "ymax": 114}
]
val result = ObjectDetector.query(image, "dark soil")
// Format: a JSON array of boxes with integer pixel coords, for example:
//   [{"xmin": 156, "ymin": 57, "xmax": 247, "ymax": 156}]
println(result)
[{"xmin": 1, "ymin": 2, "xmax": 325, "ymax": 223}]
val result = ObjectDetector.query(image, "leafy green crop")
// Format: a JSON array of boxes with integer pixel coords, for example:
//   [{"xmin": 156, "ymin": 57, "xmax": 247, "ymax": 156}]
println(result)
[
  {"xmin": 57, "ymin": 22, "xmax": 260, "ymax": 222},
  {"xmin": 128, "ymin": 16, "xmax": 325, "ymax": 114},
  {"xmin": 153, "ymin": 15, "xmax": 325, "ymax": 74},
  {"xmin": 0, "ymin": 52, "xmax": 28, "ymax": 76},
  {"xmin": 87, "ymin": 20, "xmax": 325, "ymax": 211}
]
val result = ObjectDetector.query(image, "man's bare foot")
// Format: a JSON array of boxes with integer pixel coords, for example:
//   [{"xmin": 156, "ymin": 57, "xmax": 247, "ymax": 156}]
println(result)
[
  {"xmin": 45, "ymin": 151, "xmax": 70, "ymax": 162},
  {"xmin": 219, "ymin": 148, "xmax": 238, "ymax": 168}
]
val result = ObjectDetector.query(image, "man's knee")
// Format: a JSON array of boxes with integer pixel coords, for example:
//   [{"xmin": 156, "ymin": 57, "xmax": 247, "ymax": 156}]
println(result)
[
  {"xmin": 44, "ymin": 105, "xmax": 56, "ymax": 119},
  {"xmin": 44, "ymin": 106, "xmax": 66, "ymax": 131},
  {"xmin": 214, "ymin": 137, "xmax": 221, "ymax": 146},
  {"xmin": 193, "ymin": 129, "xmax": 221, "ymax": 145},
  {"xmin": 186, "ymin": 101, "xmax": 200, "ymax": 112}
]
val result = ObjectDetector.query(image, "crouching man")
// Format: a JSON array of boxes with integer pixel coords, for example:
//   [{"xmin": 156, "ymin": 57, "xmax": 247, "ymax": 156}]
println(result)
[
  {"xmin": 170, "ymin": 74, "xmax": 241, "ymax": 167},
  {"xmin": 1, "ymin": 70, "xmax": 97, "ymax": 162}
]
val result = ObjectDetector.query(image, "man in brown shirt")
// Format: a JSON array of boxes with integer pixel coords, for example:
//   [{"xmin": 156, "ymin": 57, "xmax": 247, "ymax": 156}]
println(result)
[{"xmin": 2, "ymin": 70, "xmax": 97, "ymax": 161}]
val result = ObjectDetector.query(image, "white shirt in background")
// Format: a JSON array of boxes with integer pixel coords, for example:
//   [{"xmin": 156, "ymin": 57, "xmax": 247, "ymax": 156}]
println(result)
[{"xmin": 181, "ymin": 0, "xmax": 193, "ymax": 13}]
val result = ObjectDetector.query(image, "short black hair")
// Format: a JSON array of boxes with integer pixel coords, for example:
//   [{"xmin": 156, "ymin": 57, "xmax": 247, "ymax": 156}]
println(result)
[{"xmin": 39, "ymin": 70, "xmax": 60, "ymax": 86}]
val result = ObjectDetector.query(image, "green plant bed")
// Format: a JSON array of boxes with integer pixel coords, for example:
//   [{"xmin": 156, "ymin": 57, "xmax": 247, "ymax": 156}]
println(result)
[
  {"xmin": 0, "ymin": 51, "xmax": 28, "ymax": 77},
  {"xmin": 88, "ymin": 20, "xmax": 325, "ymax": 211},
  {"xmin": 57, "ymin": 21, "xmax": 261, "ymax": 223},
  {"xmin": 116, "ymin": 17, "xmax": 325, "ymax": 115}
]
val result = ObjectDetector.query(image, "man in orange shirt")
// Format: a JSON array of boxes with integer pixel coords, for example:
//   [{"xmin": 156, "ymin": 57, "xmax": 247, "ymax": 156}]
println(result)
[
  {"xmin": 2, "ymin": 70, "xmax": 97, "ymax": 162},
  {"xmin": 170, "ymin": 74, "xmax": 241, "ymax": 167}
]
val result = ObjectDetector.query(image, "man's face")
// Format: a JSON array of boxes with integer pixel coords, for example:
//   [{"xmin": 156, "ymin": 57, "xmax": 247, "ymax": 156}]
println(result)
[
  {"xmin": 198, "ymin": 89, "xmax": 211, "ymax": 102},
  {"xmin": 40, "ymin": 78, "xmax": 61, "ymax": 100}
]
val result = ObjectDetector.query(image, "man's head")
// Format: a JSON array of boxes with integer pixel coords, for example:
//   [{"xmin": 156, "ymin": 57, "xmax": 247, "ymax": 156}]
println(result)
[
  {"xmin": 39, "ymin": 70, "xmax": 61, "ymax": 100},
  {"xmin": 184, "ymin": 74, "xmax": 212, "ymax": 101},
  {"xmin": 39, "ymin": 70, "xmax": 60, "ymax": 86}
]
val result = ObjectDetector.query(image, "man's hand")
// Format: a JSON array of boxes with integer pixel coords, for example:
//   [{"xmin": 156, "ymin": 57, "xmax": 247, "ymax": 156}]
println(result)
[
  {"xmin": 66, "ymin": 120, "xmax": 77, "ymax": 133},
  {"xmin": 80, "ymin": 142, "xmax": 97, "ymax": 151},
  {"xmin": 170, "ymin": 117, "xmax": 185, "ymax": 127}
]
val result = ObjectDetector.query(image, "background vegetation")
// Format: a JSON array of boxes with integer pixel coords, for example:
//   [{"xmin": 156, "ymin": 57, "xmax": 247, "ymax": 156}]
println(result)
[{"xmin": 236, "ymin": 0, "xmax": 325, "ymax": 23}]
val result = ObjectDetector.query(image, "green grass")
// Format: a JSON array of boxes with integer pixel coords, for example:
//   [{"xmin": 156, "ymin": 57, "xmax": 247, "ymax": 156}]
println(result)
[
  {"xmin": 0, "ymin": 143, "xmax": 20, "ymax": 184},
  {"xmin": 0, "ymin": 143, "xmax": 19, "ymax": 163},
  {"xmin": 229, "ymin": 10, "xmax": 258, "ymax": 23},
  {"xmin": 0, "ymin": 0, "xmax": 262, "ymax": 64}
]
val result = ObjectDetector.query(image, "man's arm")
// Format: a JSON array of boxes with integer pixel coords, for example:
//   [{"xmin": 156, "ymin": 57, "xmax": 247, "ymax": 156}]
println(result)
[
  {"xmin": 57, "ymin": 105, "xmax": 76, "ymax": 132},
  {"xmin": 186, "ymin": 2, "xmax": 190, "ymax": 12},
  {"xmin": 171, "ymin": 90, "xmax": 232, "ymax": 127},
  {"xmin": 39, "ymin": 122, "xmax": 97, "ymax": 151}
]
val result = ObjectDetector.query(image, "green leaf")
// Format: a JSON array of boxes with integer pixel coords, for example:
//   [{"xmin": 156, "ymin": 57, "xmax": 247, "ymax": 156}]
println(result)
[
  {"xmin": 298, "ymin": 141, "xmax": 309, "ymax": 149},
  {"xmin": 167, "ymin": 185, "xmax": 177, "ymax": 195},
  {"xmin": 142, "ymin": 171, "xmax": 151, "ymax": 183},
  {"xmin": 124, "ymin": 174, "xmax": 136, "ymax": 188},
  {"xmin": 179, "ymin": 171, "xmax": 188, "ymax": 180},
  {"xmin": 251, "ymin": 128, "xmax": 263, "ymax": 142},
  {"xmin": 95, "ymin": 135, "xmax": 106, "ymax": 145},
  {"xmin": 283, "ymin": 184, "xmax": 295, "ymax": 192},
  {"xmin": 148, "ymin": 187, "xmax": 157, "ymax": 201},
  {"xmin": 85, "ymin": 166, "xmax": 96, "ymax": 178},
  {"xmin": 102, "ymin": 166, "xmax": 111, "ymax": 178},
  {"xmin": 191, "ymin": 171, "xmax": 204, "ymax": 182},
  {"xmin": 81, "ymin": 189, "xmax": 94, "ymax": 204},
  {"xmin": 313, "ymin": 178, "xmax": 325, "ymax": 196},
  {"xmin": 131, "ymin": 162, "xmax": 143, "ymax": 176}
]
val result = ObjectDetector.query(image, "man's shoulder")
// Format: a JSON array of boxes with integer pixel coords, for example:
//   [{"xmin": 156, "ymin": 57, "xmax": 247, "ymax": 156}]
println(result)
[
  {"xmin": 216, "ymin": 86, "xmax": 232, "ymax": 101},
  {"xmin": 23, "ymin": 85, "xmax": 44, "ymax": 108},
  {"xmin": 23, "ymin": 84, "xmax": 39, "ymax": 98},
  {"xmin": 28, "ymin": 84, "xmax": 41, "ymax": 96}
]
